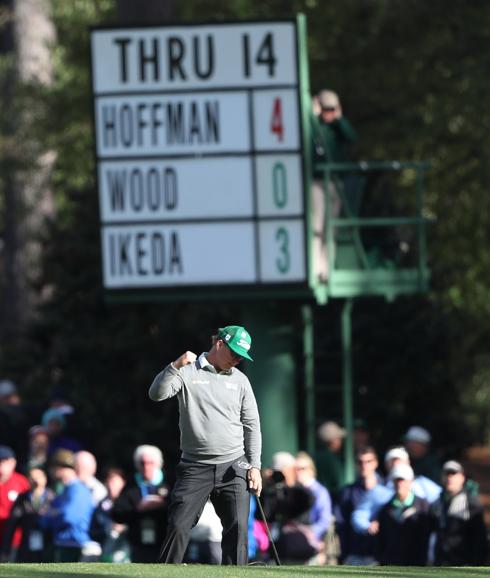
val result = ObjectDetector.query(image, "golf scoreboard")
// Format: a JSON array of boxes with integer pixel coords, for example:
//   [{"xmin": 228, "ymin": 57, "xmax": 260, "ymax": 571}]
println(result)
[{"xmin": 90, "ymin": 18, "xmax": 310, "ymax": 295}]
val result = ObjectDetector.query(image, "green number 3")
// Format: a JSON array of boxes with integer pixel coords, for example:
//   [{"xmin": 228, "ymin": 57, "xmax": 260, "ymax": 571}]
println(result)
[{"xmin": 276, "ymin": 227, "xmax": 290, "ymax": 273}]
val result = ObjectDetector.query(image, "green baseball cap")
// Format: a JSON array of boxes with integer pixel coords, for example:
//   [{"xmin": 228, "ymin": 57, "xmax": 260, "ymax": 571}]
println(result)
[{"xmin": 218, "ymin": 325, "xmax": 253, "ymax": 361}]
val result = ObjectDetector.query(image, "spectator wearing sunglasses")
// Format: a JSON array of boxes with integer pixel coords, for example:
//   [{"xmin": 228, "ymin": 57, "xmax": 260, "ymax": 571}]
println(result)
[
  {"xmin": 310, "ymin": 89, "xmax": 358, "ymax": 281},
  {"xmin": 335, "ymin": 446, "xmax": 381, "ymax": 565},
  {"xmin": 430, "ymin": 460, "xmax": 487, "ymax": 566}
]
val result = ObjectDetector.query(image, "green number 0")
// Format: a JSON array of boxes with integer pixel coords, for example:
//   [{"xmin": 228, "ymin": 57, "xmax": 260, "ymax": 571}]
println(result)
[
  {"xmin": 276, "ymin": 227, "xmax": 290, "ymax": 273},
  {"xmin": 272, "ymin": 162, "xmax": 287, "ymax": 208}
]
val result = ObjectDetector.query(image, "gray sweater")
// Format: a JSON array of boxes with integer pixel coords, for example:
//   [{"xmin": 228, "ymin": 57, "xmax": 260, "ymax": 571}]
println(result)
[{"xmin": 149, "ymin": 353, "xmax": 261, "ymax": 468}]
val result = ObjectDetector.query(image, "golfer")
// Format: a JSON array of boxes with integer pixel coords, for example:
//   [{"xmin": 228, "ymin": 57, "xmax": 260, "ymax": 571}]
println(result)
[{"xmin": 149, "ymin": 325, "xmax": 262, "ymax": 565}]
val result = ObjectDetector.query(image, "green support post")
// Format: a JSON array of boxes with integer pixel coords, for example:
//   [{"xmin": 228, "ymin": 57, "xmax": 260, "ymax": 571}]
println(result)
[
  {"xmin": 342, "ymin": 298, "xmax": 355, "ymax": 483},
  {"xmin": 302, "ymin": 304, "xmax": 316, "ymax": 456},
  {"xmin": 243, "ymin": 305, "xmax": 298, "ymax": 468}
]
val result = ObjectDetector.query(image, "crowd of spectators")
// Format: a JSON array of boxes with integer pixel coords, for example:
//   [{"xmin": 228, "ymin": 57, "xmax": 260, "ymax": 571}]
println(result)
[{"xmin": 0, "ymin": 378, "xmax": 488, "ymax": 565}]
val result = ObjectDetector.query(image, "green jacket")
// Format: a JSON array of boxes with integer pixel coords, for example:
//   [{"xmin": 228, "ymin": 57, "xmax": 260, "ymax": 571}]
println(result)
[
  {"xmin": 411, "ymin": 452, "xmax": 441, "ymax": 484},
  {"xmin": 315, "ymin": 447, "xmax": 345, "ymax": 497},
  {"xmin": 311, "ymin": 114, "xmax": 358, "ymax": 177}
]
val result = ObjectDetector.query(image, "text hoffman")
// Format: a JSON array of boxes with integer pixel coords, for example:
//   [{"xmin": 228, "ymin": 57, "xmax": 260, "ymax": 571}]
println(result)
[{"xmin": 100, "ymin": 99, "xmax": 220, "ymax": 149}]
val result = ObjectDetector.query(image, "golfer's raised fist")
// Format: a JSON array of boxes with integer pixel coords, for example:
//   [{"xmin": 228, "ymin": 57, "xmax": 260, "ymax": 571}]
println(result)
[{"xmin": 173, "ymin": 350, "xmax": 197, "ymax": 369}]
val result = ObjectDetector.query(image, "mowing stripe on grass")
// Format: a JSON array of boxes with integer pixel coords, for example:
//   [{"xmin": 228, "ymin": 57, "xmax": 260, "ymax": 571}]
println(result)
[{"xmin": 1, "ymin": 564, "xmax": 489, "ymax": 578}]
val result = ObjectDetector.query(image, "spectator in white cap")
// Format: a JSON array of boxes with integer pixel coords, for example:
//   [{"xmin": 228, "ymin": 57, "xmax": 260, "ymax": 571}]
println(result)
[
  {"xmin": 385, "ymin": 446, "xmax": 441, "ymax": 504},
  {"xmin": 270, "ymin": 451, "xmax": 296, "ymax": 487},
  {"xmin": 352, "ymin": 446, "xmax": 441, "ymax": 535},
  {"xmin": 261, "ymin": 449, "xmax": 318, "ymax": 556},
  {"xmin": 429, "ymin": 460, "xmax": 488, "ymax": 566},
  {"xmin": 403, "ymin": 426, "xmax": 441, "ymax": 483},
  {"xmin": 315, "ymin": 421, "xmax": 346, "ymax": 497},
  {"xmin": 260, "ymin": 451, "xmax": 297, "ymax": 525},
  {"xmin": 375, "ymin": 463, "xmax": 431, "ymax": 565},
  {"xmin": 384, "ymin": 446, "xmax": 410, "ymax": 470}
]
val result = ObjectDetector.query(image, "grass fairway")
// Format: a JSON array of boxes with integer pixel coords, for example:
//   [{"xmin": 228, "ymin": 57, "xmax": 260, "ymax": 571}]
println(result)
[{"xmin": 1, "ymin": 564, "xmax": 490, "ymax": 578}]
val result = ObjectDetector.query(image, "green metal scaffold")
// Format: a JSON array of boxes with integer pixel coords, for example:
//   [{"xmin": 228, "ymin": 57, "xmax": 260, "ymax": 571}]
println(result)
[{"xmin": 305, "ymin": 159, "xmax": 432, "ymax": 483}]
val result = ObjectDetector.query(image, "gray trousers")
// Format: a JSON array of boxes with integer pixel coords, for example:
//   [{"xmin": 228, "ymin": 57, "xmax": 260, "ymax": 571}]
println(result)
[
  {"xmin": 313, "ymin": 178, "xmax": 341, "ymax": 281},
  {"xmin": 160, "ymin": 456, "xmax": 250, "ymax": 565}
]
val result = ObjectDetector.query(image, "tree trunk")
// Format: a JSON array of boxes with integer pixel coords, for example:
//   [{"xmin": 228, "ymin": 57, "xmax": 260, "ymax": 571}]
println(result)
[
  {"xmin": 0, "ymin": 0, "xmax": 20, "ymax": 340},
  {"xmin": 0, "ymin": 0, "xmax": 55, "ymax": 342}
]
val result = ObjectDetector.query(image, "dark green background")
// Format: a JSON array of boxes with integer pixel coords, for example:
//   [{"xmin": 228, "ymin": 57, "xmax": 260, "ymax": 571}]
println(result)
[{"xmin": 1, "ymin": 0, "xmax": 489, "ymax": 472}]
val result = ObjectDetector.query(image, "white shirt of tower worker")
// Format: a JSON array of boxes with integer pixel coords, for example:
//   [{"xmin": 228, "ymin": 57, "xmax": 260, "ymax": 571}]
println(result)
[{"xmin": 148, "ymin": 325, "xmax": 262, "ymax": 565}]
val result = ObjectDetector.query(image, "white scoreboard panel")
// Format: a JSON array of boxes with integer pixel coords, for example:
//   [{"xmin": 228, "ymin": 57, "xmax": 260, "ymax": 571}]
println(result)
[{"xmin": 91, "ymin": 20, "xmax": 308, "ymax": 291}]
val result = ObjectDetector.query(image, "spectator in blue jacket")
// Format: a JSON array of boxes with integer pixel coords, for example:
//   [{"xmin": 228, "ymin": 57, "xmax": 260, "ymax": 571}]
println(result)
[
  {"xmin": 247, "ymin": 495, "xmax": 257, "ymax": 562},
  {"xmin": 335, "ymin": 446, "xmax": 381, "ymax": 565},
  {"xmin": 352, "ymin": 446, "xmax": 441, "ymax": 535},
  {"xmin": 295, "ymin": 452, "xmax": 332, "ymax": 543},
  {"xmin": 40, "ymin": 449, "xmax": 94, "ymax": 562},
  {"xmin": 295, "ymin": 451, "xmax": 332, "ymax": 565}
]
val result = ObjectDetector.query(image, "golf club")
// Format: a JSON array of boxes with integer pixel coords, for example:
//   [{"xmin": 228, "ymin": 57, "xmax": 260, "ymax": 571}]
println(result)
[{"xmin": 256, "ymin": 495, "xmax": 281, "ymax": 566}]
